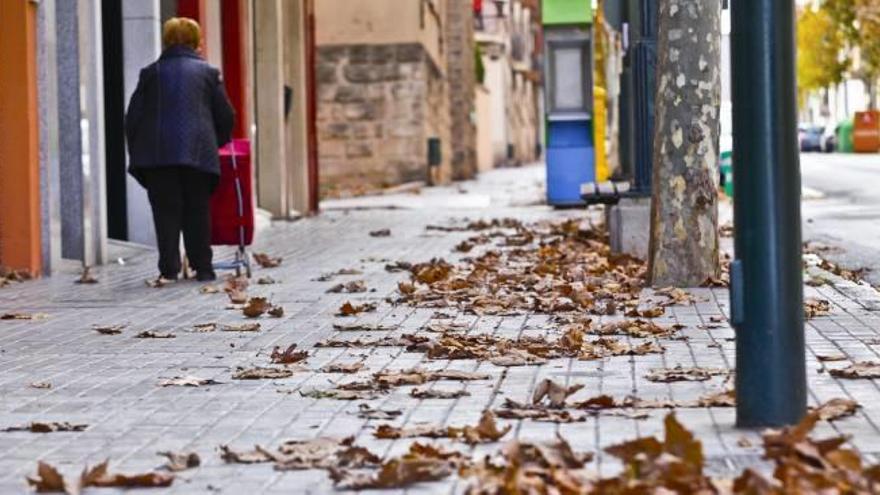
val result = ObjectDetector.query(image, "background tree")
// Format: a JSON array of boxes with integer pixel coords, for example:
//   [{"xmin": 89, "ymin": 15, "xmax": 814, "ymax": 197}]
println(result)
[
  {"xmin": 823, "ymin": 0, "xmax": 858, "ymax": 44},
  {"xmin": 648, "ymin": 0, "xmax": 722, "ymax": 287},
  {"xmin": 819, "ymin": 0, "xmax": 880, "ymax": 109},
  {"xmin": 796, "ymin": 5, "xmax": 848, "ymax": 107},
  {"xmin": 855, "ymin": 0, "xmax": 880, "ymax": 108}
]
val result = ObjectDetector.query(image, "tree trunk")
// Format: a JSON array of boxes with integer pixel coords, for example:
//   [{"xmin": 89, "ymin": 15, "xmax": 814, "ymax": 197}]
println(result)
[
  {"xmin": 867, "ymin": 77, "xmax": 878, "ymax": 110},
  {"xmin": 648, "ymin": 0, "xmax": 721, "ymax": 287}
]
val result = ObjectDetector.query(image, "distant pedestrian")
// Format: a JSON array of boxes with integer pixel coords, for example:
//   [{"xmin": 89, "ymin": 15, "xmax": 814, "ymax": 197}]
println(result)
[{"xmin": 125, "ymin": 17, "xmax": 234, "ymax": 282}]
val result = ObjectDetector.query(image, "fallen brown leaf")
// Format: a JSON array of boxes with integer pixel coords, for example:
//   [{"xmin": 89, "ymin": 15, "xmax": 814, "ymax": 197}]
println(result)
[
  {"xmin": 1, "ymin": 312, "xmax": 48, "ymax": 320},
  {"xmin": 232, "ymin": 367, "xmax": 294, "ymax": 380},
  {"xmin": 158, "ymin": 376, "xmax": 221, "ymax": 387},
  {"xmin": 597, "ymin": 413, "xmax": 711, "ymax": 492},
  {"xmin": 80, "ymin": 460, "xmax": 174, "ymax": 490},
  {"xmin": 625, "ymin": 306, "xmax": 666, "ymax": 318},
  {"xmin": 332, "ymin": 322, "xmax": 396, "ymax": 332},
  {"xmin": 336, "ymin": 301, "xmax": 378, "ymax": 316},
  {"xmin": 356, "ymin": 404, "xmax": 402, "ymax": 420},
  {"xmin": 595, "ymin": 319, "xmax": 677, "ymax": 338},
  {"xmin": 30, "ymin": 381, "xmax": 52, "ymax": 389},
  {"xmin": 227, "ymin": 289, "xmax": 248, "ymax": 304},
  {"xmin": 219, "ymin": 445, "xmax": 273, "ymax": 464},
  {"xmin": 158, "ymin": 451, "xmax": 200, "ymax": 472},
  {"xmin": 490, "ymin": 350, "xmax": 548, "ymax": 367},
  {"xmin": 411, "ymin": 388, "xmax": 470, "ymax": 399},
  {"xmin": 579, "ymin": 338, "xmax": 664, "ymax": 360},
  {"xmin": 461, "ymin": 434, "xmax": 593, "ymax": 492},
  {"xmin": 315, "ymin": 268, "xmax": 363, "ymax": 281},
  {"xmin": 315, "ymin": 334, "xmax": 429, "ymax": 348},
  {"xmin": 327, "ymin": 280, "xmax": 367, "ymax": 294},
  {"xmin": 645, "ymin": 366, "xmax": 728, "ymax": 383},
  {"xmin": 298, "ymin": 388, "xmax": 383, "ymax": 400},
  {"xmin": 253, "ymin": 252, "xmax": 282, "ymax": 268},
  {"xmin": 243, "ymin": 297, "xmax": 272, "ymax": 318},
  {"xmin": 813, "ymin": 398, "xmax": 860, "ymax": 421},
  {"xmin": 274, "ymin": 437, "xmax": 380, "ymax": 471},
  {"xmin": 191, "ymin": 323, "xmax": 217, "ymax": 333},
  {"xmin": 495, "ymin": 401, "xmax": 589, "ymax": 423},
  {"xmin": 532, "ymin": 379, "xmax": 584, "ymax": 408},
  {"xmin": 135, "ymin": 331, "xmax": 175, "ymax": 339},
  {"xmin": 805, "ymin": 297, "xmax": 832, "ymax": 319},
  {"xmin": 220, "ymin": 322, "xmax": 261, "ymax": 332},
  {"xmin": 2, "ymin": 422, "xmax": 88, "ymax": 433},
  {"xmin": 270, "ymin": 344, "xmax": 308, "ymax": 364},
  {"xmin": 320, "ymin": 362, "xmax": 364, "ymax": 374},
  {"xmin": 330, "ymin": 442, "xmax": 459, "ymax": 490},
  {"xmin": 373, "ymin": 368, "xmax": 489, "ymax": 387},
  {"xmin": 829, "ymin": 361, "xmax": 880, "ymax": 379},
  {"xmin": 654, "ymin": 287, "xmax": 699, "ymax": 306},
  {"xmin": 93, "ymin": 324, "xmax": 125, "ymax": 335},
  {"xmin": 375, "ymin": 410, "xmax": 510, "ymax": 445},
  {"xmin": 26, "ymin": 462, "xmax": 68, "ymax": 493}
]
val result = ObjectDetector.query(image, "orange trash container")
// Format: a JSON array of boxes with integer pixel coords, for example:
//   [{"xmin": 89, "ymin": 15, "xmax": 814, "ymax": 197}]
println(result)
[{"xmin": 853, "ymin": 110, "xmax": 880, "ymax": 153}]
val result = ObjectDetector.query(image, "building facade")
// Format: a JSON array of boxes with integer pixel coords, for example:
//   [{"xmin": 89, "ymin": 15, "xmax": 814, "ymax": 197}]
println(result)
[
  {"xmin": 0, "ymin": 0, "xmax": 317, "ymax": 277},
  {"xmin": 315, "ymin": 0, "xmax": 480, "ymax": 197},
  {"xmin": 474, "ymin": 0, "xmax": 543, "ymax": 169}
]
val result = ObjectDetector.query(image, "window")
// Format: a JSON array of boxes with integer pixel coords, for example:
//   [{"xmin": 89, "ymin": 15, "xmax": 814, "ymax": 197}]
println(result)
[{"xmin": 545, "ymin": 33, "xmax": 592, "ymax": 117}]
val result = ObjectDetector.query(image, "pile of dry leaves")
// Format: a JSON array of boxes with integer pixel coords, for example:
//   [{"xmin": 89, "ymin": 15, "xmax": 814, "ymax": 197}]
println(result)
[
  {"xmin": 398, "ymin": 219, "xmax": 648, "ymax": 316},
  {"xmin": 380, "ymin": 322, "xmax": 674, "ymax": 367},
  {"xmin": 462, "ymin": 408, "xmax": 880, "ymax": 494},
  {"xmin": 28, "ymin": 461, "xmax": 174, "ymax": 493}
]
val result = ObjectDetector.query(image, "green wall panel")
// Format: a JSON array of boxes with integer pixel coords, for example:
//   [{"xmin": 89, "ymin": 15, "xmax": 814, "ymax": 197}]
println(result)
[{"xmin": 542, "ymin": 0, "xmax": 592, "ymax": 26}]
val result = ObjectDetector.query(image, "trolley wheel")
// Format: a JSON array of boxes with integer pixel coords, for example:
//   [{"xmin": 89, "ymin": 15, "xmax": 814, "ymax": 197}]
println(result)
[{"xmin": 242, "ymin": 249, "xmax": 252, "ymax": 278}]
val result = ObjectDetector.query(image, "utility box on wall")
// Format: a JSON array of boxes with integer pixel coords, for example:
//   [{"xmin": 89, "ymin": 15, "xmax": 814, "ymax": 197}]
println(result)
[{"xmin": 542, "ymin": 0, "xmax": 595, "ymax": 206}]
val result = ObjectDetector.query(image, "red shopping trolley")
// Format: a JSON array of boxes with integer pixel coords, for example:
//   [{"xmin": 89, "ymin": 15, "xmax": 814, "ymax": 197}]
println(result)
[{"xmin": 210, "ymin": 139, "xmax": 254, "ymax": 277}]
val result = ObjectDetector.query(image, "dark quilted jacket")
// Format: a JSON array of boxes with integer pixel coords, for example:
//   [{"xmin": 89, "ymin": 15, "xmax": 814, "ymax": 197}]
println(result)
[{"xmin": 125, "ymin": 46, "xmax": 235, "ymax": 185}]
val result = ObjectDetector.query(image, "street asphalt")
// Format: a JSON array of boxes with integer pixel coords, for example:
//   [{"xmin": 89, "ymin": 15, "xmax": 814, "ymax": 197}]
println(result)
[{"xmin": 800, "ymin": 152, "xmax": 880, "ymax": 286}]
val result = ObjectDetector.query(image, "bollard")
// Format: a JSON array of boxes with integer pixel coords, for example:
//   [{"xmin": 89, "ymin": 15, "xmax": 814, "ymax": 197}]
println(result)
[{"xmin": 730, "ymin": 0, "xmax": 806, "ymax": 426}]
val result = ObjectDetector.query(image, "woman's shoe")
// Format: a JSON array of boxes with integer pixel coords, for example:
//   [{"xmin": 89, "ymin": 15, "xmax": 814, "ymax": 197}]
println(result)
[{"xmin": 196, "ymin": 271, "xmax": 217, "ymax": 282}]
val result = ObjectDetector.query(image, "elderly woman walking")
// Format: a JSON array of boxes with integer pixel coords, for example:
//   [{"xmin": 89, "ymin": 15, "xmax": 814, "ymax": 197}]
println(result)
[{"xmin": 126, "ymin": 17, "xmax": 235, "ymax": 282}]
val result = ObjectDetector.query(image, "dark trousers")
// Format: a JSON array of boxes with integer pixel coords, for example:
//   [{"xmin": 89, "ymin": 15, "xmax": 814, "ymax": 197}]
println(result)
[{"xmin": 142, "ymin": 166, "xmax": 216, "ymax": 278}]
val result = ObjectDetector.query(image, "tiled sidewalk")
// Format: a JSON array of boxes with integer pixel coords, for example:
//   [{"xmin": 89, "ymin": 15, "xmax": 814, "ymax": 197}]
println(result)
[{"xmin": 2, "ymin": 166, "xmax": 880, "ymax": 493}]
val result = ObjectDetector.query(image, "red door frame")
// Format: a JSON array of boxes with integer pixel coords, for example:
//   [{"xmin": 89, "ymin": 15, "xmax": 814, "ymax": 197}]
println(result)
[
  {"xmin": 305, "ymin": 0, "xmax": 320, "ymax": 213},
  {"xmin": 221, "ymin": 0, "xmax": 248, "ymax": 139},
  {"xmin": 177, "ymin": 0, "xmax": 206, "ymax": 35},
  {"xmin": 179, "ymin": 0, "xmax": 248, "ymax": 140},
  {"xmin": 0, "ymin": 0, "xmax": 41, "ymax": 275}
]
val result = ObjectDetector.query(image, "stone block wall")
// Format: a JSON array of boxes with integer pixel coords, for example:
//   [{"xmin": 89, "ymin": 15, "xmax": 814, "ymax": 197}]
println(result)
[
  {"xmin": 445, "ymin": 0, "xmax": 477, "ymax": 180},
  {"xmin": 316, "ymin": 43, "xmax": 451, "ymax": 197}
]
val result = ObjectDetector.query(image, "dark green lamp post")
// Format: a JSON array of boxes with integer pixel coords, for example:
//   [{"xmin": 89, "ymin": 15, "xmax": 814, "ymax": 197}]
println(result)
[{"xmin": 730, "ymin": 0, "xmax": 807, "ymax": 427}]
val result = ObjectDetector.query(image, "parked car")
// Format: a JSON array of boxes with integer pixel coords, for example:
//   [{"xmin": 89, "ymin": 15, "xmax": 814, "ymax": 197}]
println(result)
[
  {"xmin": 799, "ymin": 125, "xmax": 824, "ymax": 152},
  {"xmin": 822, "ymin": 125, "xmax": 838, "ymax": 153}
]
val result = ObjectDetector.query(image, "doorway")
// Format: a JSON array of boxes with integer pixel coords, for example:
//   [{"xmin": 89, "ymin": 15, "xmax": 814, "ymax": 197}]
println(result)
[{"xmin": 102, "ymin": 0, "xmax": 129, "ymax": 241}]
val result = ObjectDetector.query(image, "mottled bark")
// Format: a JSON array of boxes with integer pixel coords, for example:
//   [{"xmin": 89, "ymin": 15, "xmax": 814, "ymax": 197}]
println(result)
[{"xmin": 648, "ymin": 0, "xmax": 722, "ymax": 287}]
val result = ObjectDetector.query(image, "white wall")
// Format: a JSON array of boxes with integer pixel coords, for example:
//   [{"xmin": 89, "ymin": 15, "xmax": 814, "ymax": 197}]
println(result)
[
  {"xmin": 484, "ymin": 55, "xmax": 510, "ymax": 164},
  {"xmin": 122, "ymin": 0, "xmax": 160, "ymax": 246},
  {"xmin": 204, "ymin": 0, "xmax": 224, "ymax": 71}
]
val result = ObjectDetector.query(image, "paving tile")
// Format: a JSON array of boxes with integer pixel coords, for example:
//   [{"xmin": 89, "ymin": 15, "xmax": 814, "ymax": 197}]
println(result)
[{"xmin": 1, "ymin": 166, "xmax": 879, "ymax": 492}]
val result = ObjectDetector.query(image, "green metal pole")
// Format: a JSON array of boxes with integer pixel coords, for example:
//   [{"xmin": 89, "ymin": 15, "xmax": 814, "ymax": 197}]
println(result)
[{"xmin": 730, "ymin": 0, "xmax": 806, "ymax": 426}]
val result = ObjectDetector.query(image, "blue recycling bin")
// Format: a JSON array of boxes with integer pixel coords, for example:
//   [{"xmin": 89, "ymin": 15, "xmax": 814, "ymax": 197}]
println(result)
[
  {"xmin": 543, "ymin": 27, "xmax": 595, "ymax": 206},
  {"xmin": 546, "ymin": 120, "xmax": 595, "ymax": 205}
]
